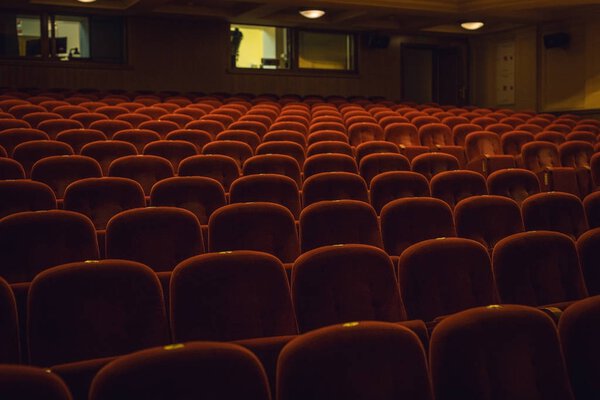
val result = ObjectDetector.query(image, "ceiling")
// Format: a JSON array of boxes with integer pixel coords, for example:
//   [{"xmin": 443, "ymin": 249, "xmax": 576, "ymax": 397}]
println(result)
[{"xmin": 5, "ymin": 0, "xmax": 600, "ymax": 34}]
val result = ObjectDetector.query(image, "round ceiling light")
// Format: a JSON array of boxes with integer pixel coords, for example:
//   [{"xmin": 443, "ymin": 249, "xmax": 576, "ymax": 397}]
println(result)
[
  {"xmin": 461, "ymin": 21, "xmax": 484, "ymax": 30},
  {"xmin": 77, "ymin": 0, "xmax": 97, "ymax": 3},
  {"xmin": 299, "ymin": 9, "xmax": 326, "ymax": 19}
]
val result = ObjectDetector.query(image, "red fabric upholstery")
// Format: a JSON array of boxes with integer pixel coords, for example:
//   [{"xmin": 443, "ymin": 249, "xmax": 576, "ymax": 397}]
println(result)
[
  {"xmin": 80, "ymin": 140, "xmax": 138, "ymax": 175},
  {"xmin": 13, "ymin": 140, "xmax": 74, "ymax": 177},
  {"xmin": 112, "ymin": 129, "xmax": 161, "ymax": 153},
  {"xmin": 501, "ymin": 130, "xmax": 534, "ymax": 156},
  {"xmin": 430, "ymin": 170, "xmax": 488, "ymax": 209},
  {"xmin": 178, "ymin": 154, "xmax": 239, "ymax": 191},
  {"xmin": 381, "ymin": 197, "xmax": 455, "ymax": 256},
  {"xmin": 230, "ymin": 174, "xmax": 300, "ymax": 219},
  {"xmin": 0, "ymin": 365, "xmax": 72, "ymax": 400},
  {"xmin": 0, "ymin": 210, "xmax": 99, "ymax": 283},
  {"xmin": 452, "ymin": 123, "xmax": 482, "ymax": 146},
  {"xmin": 202, "ymin": 140, "xmax": 253, "ymax": 167},
  {"xmin": 277, "ymin": 321, "xmax": 433, "ymax": 400},
  {"xmin": 55, "ymin": 129, "xmax": 107, "ymax": 154},
  {"xmin": 411, "ymin": 152, "xmax": 459, "ymax": 180},
  {"xmin": 70, "ymin": 112, "xmax": 109, "ymax": 128},
  {"xmin": 165, "ymin": 129, "xmax": 213, "ymax": 152},
  {"xmin": 455, "ymin": 195, "xmax": 524, "ymax": 251},
  {"xmin": 0, "ymin": 158, "xmax": 25, "ymax": 179},
  {"xmin": 576, "ymin": 227, "xmax": 600, "ymax": 295},
  {"xmin": 106, "ymin": 207, "xmax": 203, "ymax": 272},
  {"xmin": 300, "ymin": 200, "xmax": 382, "ymax": 252},
  {"xmin": 209, "ymin": 202, "xmax": 299, "ymax": 263},
  {"xmin": 0, "ymin": 277, "xmax": 20, "ymax": 363},
  {"xmin": 38, "ymin": 119, "xmax": 84, "ymax": 139},
  {"xmin": 242, "ymin": 154, "xmax": 302, "ymax": 187},
  {"xmin": 64, "ymin": 177, "xmax": 145, "ymax": 230},
  {"xmin": 0, "ymin": 128, "xmax": 49, "ymax": 156},
  {"xmin": 28, "ymin": 260, "xmax": 169, "ymax": 366},
  {"xmin": 150, "ymin": 176, "xmax": 225, "ymax": 224},
  {"xmin": 398, "ymin": 238, "xmax": 495, "ymax": 321},
  {"xmin": 171, "ymin": 251, "xmax": 297, "ymax": 341},
  {"xmin": 292, "ymin": 244, "xmax": 406, "ymax": 332},
  {"xmin": 558, "ymin": 295, "xmax": 600, "ymax": 399},
  {"xmin": 303, "ymin": 153, "xmax": 357, "ymax": 178},
  {"xmin": 138, "ymin": 120, "xmax": 179, "ymax": 138},
  {"xmin": 584, "ymin": 191, "xmax": 600, "ymax": 229},
  {"xmin": 355, "ymin": 141, "xmax": 399, "ymax": 163},
  {"xmin": 0, "ymin": 180, "xmax": 56, "ymax": 219},
  {"xmin": 306, "ymin": 130, "xmax": 349, "ymax": 146},
  {"xmin": 90, "ymin": 342, "xmax": 270, "ymax": 400},
  {"xmin": 31, "ymin": 155, "xmax": 102, "ymax": 199},
  {"xmin": 306, "ymin": 141, "xmax": 353, "ymax": 157},
  {"xmin": 256, "ymin": 141, "xmax": 305, "ymax": 168},
  {"xmin": 487, "ymin": 168, "xmax": 540, "ymax": 205},
  {"xmin": 359, "ymin": 153, "xmax": 410, "ymax": 184},
  {"xmin": 493, "ymin": 231, "xmax": 588, "ymax": 306},
  {"xmin": 142, "ymin": 140, "xmax": 197, "ymax": 172},
  {"xmin": 522, "ymin": 192, "xmax": 588, "ymax": 239},
  {"xmin": 216, "ymin": 129, "xmax": 261, "ymax": 150},
  {"xmin": 263, "ymin": 130, "xmax": 307, "ymax": 148},
  {"xmin": 302, "ymin": 172, "xmax": 368, "ymax": 206},
  {"xmin": 370, "ymin": 171, "xmax": 430, "ymax": 213},
  {"xmin": 430, "ymin": 305, "xmax": 574, "ymax": 400},
  {"xmin": 347, "ymin": 122, "xmax": 384, "ymax": 146},
  {"xmin": 108, "ymin": 155, "xmax": 174, "ymax": 195}
]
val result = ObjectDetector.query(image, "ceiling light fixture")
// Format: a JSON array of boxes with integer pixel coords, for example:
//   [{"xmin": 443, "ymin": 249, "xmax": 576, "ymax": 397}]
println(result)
[
  {"xmin": 77, "ymin": 0, "xmax": 97, "ymax": 3},
  {"xmin": 461, "ymin": 21, "xmax": 484, "ymax": 30},
  {"xmin": 299, "ymin": 9, "xmax": 326, "ymax": 19}
]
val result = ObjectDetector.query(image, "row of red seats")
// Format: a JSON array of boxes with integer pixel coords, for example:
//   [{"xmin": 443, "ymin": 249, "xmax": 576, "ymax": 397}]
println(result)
[
  {"xmin": 0, "ymin": 250, "xmax": 598, "ymax": 399},
  {"xmin": 3, "ymin": 298, "xmax": 599, "ymax": 400}
]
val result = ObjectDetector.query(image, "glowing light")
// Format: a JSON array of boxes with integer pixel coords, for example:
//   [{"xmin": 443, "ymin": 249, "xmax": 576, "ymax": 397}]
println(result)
[
  {"xmin": 461, "ymin": 21, "xmax": 484, "ymax": 31},
  {"xmin": 77, "ymin": 0, "xmax": 97, "ymax": 3},
  {"xmin": 299, "ymin": 9, "xmax": 326, "ymax": 19}
]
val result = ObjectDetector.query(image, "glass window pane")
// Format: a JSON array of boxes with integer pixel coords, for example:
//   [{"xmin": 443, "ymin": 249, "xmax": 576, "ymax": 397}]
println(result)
[
  {"xmin": 0, "ymin": 14, "xmax": 41, "ymax": 57},
  {"xmin": 53, "ymin": 15, "xmax": 90, "ymax": 60},
  {"xmin": 231, "ymin": 24, "xmax": 289, "ymax": 69},
  {"xmin": 298, "ymin": 31, "xmax": 354, "ymax": 71}
]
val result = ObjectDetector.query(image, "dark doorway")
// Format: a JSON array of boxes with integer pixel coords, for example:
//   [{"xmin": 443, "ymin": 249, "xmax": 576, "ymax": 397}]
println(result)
[{"xmin": 402, "ymin": 44, "xmax": 467, "ymax": 105}]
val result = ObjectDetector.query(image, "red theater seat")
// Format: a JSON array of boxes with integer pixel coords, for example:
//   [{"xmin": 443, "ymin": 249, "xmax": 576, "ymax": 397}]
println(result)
[
  {"xmin": 430, "ymin": 305, "xmax": 574, "ymax": 400},
  {"xmin": 243, "ymin": 154, "xmax": 302, "ymax": 187},
  {"xmin": 90, "ymin": 342, "xmax": 270, "ymax": 400},
  {"xmin": 55, "ymin": 129, "xmax": 107, "ymax": 154},
  {"xmin": 80, "ymin": 141, "xmax": 138, "ymax": 176},
  {"xmin": 143, "ymin": 140, "xmax": 197, "ymax": 172},
  {"xmin": 493, "ymin": 231, "xmax": 588, "ymax": 307},
  {"xmin": 0, "ymin": 128, "xmax": 49, "ymax": 156},
  {"xmin": 398, "ymin": 238, "xmax": 496, "ymax": 321},
  {"xmin": 106, "ymin": 207, "xmax": 203, "ymax": 272},
  {"xmin": 302, "ymin": 172, "xmax": 368, "ymax": 206},
  {"xmin": 522, "ymin": 192, "xmax": 588, "ymax": 239},
  {"xmin": 31, "ymin": 155, "xmax": 102, "ymax": 199},
  {"xmin": 300, "ymin": 200, "xmax": 382, "ymax": 253},
  {"xmin": 13, "ymin": 140, "xmax": 74, "ymax": 177},
  {"xmin": 277, "ymin": 321, "xmax": 433, "ymax": 400},
  {"xmin": 0, "ymin": 365, "xmax": 72, "ymax": 400},
  {"xmin": 359, "ymin": 153, "xmax": 410, "ymax": 185},
  {"xmin": 576, "ymin": 228, "xmax": 600, "ymax": 295},
  {"xmin": 108, "ymin": 155, "xmax": 174, "ymax": 195},
  {"xmin": 208, "ymin": 202, "xmax": 299, "ymax": 264},
  {"xmin": 0, "ymin": 210, "xmax": 99, "ymax": 283},
  {"xmin": 178, "ymin": 154, "xmax": 239, "ymax": 192},
  {"xmin": 0, "ymin": 180, "xmax": 56, "ymax": 219},
  {"xmin": 230, "ymin": 174, "xmax": 300, "ymax": 219},
  {"xmin": 487, "ymin": 168, "xmax": 540, "ymax": 205},
  {"xmin": 430, "ymin": 170, "xmax": 488, "ymax": 209},
  {"xmin": 369, "ymin": 171, "xmax": 430, "ymax": 213},
  {"xmin": 292, "ymin": 244, "xmax": 407, "ymax": 332},
  {"xmin": 171, "ymin": 251, "xmax": 297, "ymax": 341},
  {"xmin": 255, "ymin": 141, "xmax": 305, "ymax": 168},
  {"xmin": 112, "ymin": 129, "xmax": 161, "ymax": 153},
  {"xmin": 0, "ymin": 277, "xmax": 20, "ymax": 363}
]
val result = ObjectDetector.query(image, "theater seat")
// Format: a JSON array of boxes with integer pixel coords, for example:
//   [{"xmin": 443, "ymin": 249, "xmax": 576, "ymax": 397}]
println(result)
[
  {"xmin": 90, "ymin": 342, "xmax": 270, "ymax": 400},
  {"xmin": 0, "ymin": 277, "xmax": 20, "ymax": 363},
  {"xmin": 108, "ymin": 155, "xmax": 174, "ymax": 195},
  {"xmin": 302, "ymin": 172, "xmax": 368, "ymax": 206},
  {"xmin": 31, "ymin": 155, "xmax": 103, "ymax": 200},
  {"xmin": 300, "ymin": 200, "xmax": 382, "ymax": 253},
  {"xmin": 522, "ymin": 192, "xmax": 588, "ymax": 239},
  {"xmin": 454, "ymin": 195, "xmax": 524, "ymax": 252},
  {"xmin": 576, "ymin": 227, "xmax": 600, "ymax": 295},
  {"xmin": 277, "ymin": 321, "xmax": 433, "ymax": 400},
  {"xmin": 106, "ymin": 207, "xmax": 203, "ymax": 272},
  {"xmin": 80, "ymin": 141, "xmax": 138, "ymax": 176},
  {"xmin": 229, "ymin": 174, "xmax": 300, "ymax": 219},
  {"xmin": 0, "ymin": 180, "xmax": 56, "ymax": 219},
  {"xmin": 28, "ymin": 260, "xmax": 169, "ymax": 367},
  {"xmin": 243, "ymin": 154, "xmax": 302, "ymax": 187},
  {"xmin": 487, "ymin": 168, "xmax": 540, "ymax": 205},
  {"xmin": 369, "ymin": 171, "xmax": 430, "ymax": 213},
  {"xmin": 178, "ymin": 154, "xmax": 239, "ymax": 192},
  {"xmin": 558, "ymin": 295, "xmax": 600, "ymax": 400},
  {"xmin": 493, "ymin": 231, "xmax": 588, "ymax": 307},
  {"xmin": 292, "ymin": 244, "xmax": 407, "ymax": 332},
  {"xmin": 208, "ymin": 202, "xmax": 299, "ymax": 264},
  {"xmin": 0, "ymin": 365, "xmax": 73, "ymax": 400},
  {"xmin": 430, "ymin": 305, "xmax": 574, "ymax": 400},
  {"xmin": 430, "ymin": 170, "xmax": 488, "ymax": 209},
  {"xmin": 398, "ymin": 238, "xmax": 496, "ymax": 321},
  {"xmin": 171, "ymin": 251, "xmax": 297, "ymax": 341},
  {"xmin": 13, "ymin": 140, "xmax": 74, "ymax": 178}
]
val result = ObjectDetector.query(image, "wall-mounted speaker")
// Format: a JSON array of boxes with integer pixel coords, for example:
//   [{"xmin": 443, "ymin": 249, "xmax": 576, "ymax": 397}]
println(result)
[
  {"xmin": 543, "ymin": 32, "xmax": 570, "ymax": 49},
  {"xmin": 366, "ymin": 34, "xmax": 390, "ymax": 49}
]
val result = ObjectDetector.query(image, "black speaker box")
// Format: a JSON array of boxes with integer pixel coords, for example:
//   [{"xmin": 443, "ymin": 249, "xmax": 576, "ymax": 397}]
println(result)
[
  {"xmin": 544, "ymin": 32, "xmax": 570, "ymax": 49},
  {"xmin": 366, "ymin": 34, "xmax": 390, "ymax": 49}
]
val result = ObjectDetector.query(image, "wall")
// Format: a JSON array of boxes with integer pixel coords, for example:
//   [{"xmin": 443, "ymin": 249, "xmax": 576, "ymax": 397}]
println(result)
[
  {"xmin": 470, "ymin": 14, "xmax": 600, "ymax": 112},
  {"xmin": 469, "ymin": 26, "xmax": 537, "ymax": 110},
  {"xmin": 540, "ymin": 16, "xmax": 600, "ymax": 112},
  {"xmin": 0, "ymin": 15, "xmax": 464, "ymax": 100}
]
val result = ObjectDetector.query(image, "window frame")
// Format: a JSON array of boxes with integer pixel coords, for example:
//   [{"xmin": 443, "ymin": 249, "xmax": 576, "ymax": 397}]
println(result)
[
  {"xmin": 229, "ymin": 23, "xmax": 359, "ymax": 77},
  {"xmin": 0, "ymin": 9, "xmax": 127, "ymax": 66}
]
